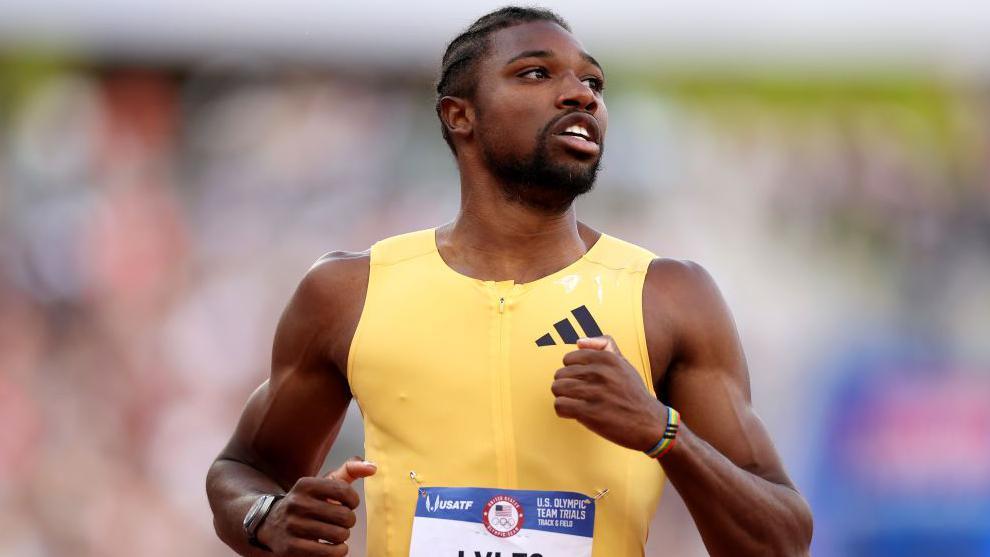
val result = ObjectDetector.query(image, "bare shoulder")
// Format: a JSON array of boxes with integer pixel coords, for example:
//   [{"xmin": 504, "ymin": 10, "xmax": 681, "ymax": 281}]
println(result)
[
  {"xmin": 292, "ymin": 250, "xmax": 371, "ymax": 316},
  {"xmin": 302, "ymin": 249, "xmax": 371, "ymax": 295},
  {"xmin": 301, "ymin": 248, "xmax": 371, "ymax": 329},
  {"xmin": 642, "ymin": 258, "xmax": 740, "ymax": 390},
  {"xmin": 644, "ymin": 257, "xmax": 733, "ymax": 331},
  {"xmin": 644, "ymin": 258, "xmax": 722, "ymax": 304},
  {"xmin": 278, "ymin": 249, "xmax": 371, "ymax": 376}
]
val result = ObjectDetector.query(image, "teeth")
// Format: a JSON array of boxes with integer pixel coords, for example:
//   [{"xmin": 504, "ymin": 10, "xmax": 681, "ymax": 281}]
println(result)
[{"xmin": 564, "ymin": 125, "xmax": 590, "ymax": 140}]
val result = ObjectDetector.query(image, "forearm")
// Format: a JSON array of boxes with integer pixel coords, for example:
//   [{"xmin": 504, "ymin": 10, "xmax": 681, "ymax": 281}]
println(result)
[
  {"xmin": 206, "ymin": 457, "xmax": 288, "ymax": 557},
  {"xmin": 660, "ymin": 424, "xmax": 813, "ymax": 557}
]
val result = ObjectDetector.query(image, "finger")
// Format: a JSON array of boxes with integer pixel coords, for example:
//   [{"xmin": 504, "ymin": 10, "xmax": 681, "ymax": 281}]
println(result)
[
  {"xmin": 326, "ymin": 456, "xmax": 378, "ymax": 484},
  {"xmin": 304, "ymin": 500, "xmax": 359, "ymax": 528},
  {"xmin": 551, "ymin": 378, "xmax": 597, "ymax": 401},
  {"xmin": 297, "ymin": 478, "xmax": 360, "ymax": 509},
  {"xmin": 553, "ymin": 364, "xmax": 597, "ymax": 381},
  {"xmin": 284, "ymin": 538, "xmax": 348, "ymax": 556},
  {"xmin": 553, "ymin": 395, "xmax": 585, "ymax": 419},
  {"xmin": 551, "ymin": 377, "xmax": 581, "ymax": 397},
  {"xmin": 286, "ymin": 517, "xmax": 351, "ymax": 544},
  {"xmin": 576, "ymin": 335, "xmax": 621, "ymax": 355},
  {"xmin": 283, "ymin": 494, "xmax": 358, "ymax": 527},
  {"xmin": 562, "ymin": 348, "xmax": 612, "ymax": 366}
]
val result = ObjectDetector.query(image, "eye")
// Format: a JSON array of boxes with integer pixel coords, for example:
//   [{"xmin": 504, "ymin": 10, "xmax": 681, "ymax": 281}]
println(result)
[
  {"xmin": 582, "ymin": 76, "xmax": 605, "ymax": 93},
  {"xmin": 519, "ymin": 68, "xmax": 550, "ymax": 80}
]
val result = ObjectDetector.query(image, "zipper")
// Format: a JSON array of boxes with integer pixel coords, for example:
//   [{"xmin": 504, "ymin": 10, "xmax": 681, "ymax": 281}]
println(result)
[{"xmin": 490, "ymin": 283, "xmax": 517, "ymax": 488}]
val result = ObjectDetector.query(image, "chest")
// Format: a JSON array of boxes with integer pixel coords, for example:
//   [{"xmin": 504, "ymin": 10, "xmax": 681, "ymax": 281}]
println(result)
[{"xmin": 348, "ymin": 269, "xmax": 654, "ymax": 424}]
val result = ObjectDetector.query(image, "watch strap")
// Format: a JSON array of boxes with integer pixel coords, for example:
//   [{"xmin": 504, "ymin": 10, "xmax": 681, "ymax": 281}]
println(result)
[{"xmin": 244, "ymin": 494, "xmax": 284, "ymax": 551}]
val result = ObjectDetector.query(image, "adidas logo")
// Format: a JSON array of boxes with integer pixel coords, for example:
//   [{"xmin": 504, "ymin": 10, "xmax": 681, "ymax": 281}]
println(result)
[{"xmin": 534, "ymin": 305, "xmax": 603, "ymax": 346}]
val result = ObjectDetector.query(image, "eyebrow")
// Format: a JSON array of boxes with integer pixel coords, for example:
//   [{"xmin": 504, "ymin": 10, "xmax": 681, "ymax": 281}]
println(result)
[{"xmin": 505, "ymin": 49, "xmax": 604, "ymax": 73}]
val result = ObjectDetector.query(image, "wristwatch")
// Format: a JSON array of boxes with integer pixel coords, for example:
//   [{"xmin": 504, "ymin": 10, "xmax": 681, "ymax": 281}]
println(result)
[{"xmin": 243, "ymin": 494, "xmax": 284, "ymax": 550}]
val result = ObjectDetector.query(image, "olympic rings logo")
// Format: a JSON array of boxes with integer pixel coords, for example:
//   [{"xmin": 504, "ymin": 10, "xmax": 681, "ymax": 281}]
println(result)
[
  {"xmin": 490, "ymin": 517, "xmax": 516, "ymax": 528},
  {"xmin": 483, "ymin": 495, "xmax": 524, "ymax": 538}
]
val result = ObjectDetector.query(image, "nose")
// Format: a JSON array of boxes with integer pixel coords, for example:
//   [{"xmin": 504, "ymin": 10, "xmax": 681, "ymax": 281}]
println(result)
[{"xmin": 555, "ymin": 73, "xmax": 598, "ymax": 112}]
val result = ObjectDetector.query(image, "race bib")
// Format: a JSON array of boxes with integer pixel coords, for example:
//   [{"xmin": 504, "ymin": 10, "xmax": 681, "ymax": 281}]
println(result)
[{"xmin": 409, "ymin": 487, "xmax": 595, "ymax": 557}]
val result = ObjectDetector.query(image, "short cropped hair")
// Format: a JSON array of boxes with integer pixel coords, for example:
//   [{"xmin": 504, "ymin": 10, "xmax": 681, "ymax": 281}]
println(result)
[{"xmin": 435, "ymin": 6, "xmax": 571, "ymax": 153}]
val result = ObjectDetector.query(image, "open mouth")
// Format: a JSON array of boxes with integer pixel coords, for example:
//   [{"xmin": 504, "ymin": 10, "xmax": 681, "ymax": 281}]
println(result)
[
  {"xmin": 557, "ymin": 124, "xmax": 594, "ymax": 142},
  {"xmin": 549, "ymin": 112, "xmax": 601, "ymax": 157},
  {"xmin": 551, "ymin": 113, "xmax": 601, "ymax": 157}
]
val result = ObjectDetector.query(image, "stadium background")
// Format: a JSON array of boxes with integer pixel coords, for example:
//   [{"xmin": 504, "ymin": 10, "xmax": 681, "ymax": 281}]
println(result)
[{"xmin": 1, "ymin": 2, "xmax": 988, "ymax": 556}]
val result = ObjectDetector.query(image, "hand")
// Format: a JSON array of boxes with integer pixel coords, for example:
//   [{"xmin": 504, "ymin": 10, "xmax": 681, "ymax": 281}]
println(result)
[
  {"xmin": 257, "ymin": 457, "xmax": 377, "ymax": 556},
  {"xmin": 552, "ymin": 336, "xmax": 667, "ymax": 452}
]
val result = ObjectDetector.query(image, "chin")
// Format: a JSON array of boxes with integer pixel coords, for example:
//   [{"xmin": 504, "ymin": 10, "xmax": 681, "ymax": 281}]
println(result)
[
  {"xmin": 499, "ymin": 163, "xmax": 599, "ymax": 213},
  {"xmin": 480, "ymin": 134, "xmax": 602, "ymax": 210}
]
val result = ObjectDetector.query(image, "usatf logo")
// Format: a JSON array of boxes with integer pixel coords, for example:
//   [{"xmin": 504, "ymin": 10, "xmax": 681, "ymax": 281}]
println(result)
[
  {"xmin": 534, "ymin": 305, "xmax": 603, "ymax": 347},
  {"xmin": 424, "ymin": 493, "xmax": 474, "ymax": 513},
  {"xmin": 482, "ymin": 495, "xmax": 524, "ymax": 538}
]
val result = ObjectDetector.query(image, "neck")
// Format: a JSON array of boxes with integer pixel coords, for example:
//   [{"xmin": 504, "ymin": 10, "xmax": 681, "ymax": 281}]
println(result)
[{"xmin": 435, "ymin": 157, "xmax": 598, "ymax": 283}]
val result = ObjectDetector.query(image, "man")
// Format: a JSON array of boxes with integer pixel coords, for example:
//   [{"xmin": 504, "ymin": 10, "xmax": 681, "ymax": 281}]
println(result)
[{"xmin": 206, "ymin": 7, "xmax": 813, "ymax": 557}]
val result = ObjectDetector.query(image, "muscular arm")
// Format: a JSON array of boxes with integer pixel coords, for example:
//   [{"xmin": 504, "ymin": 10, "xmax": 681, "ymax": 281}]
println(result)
[
  {"xmin": 205, "ymin": 251, "xmax": 369, "ymax": 556},
  {"xmin": 552, "ymin": 257, "xmax": 811, "ymax": 556},
  {"xmin": 645, "ymin": 259, "xmax": 813, "ymax": 557}
]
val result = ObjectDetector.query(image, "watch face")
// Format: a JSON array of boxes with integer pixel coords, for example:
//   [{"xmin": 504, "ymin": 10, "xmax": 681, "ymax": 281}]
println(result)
[{"xmin": 244, "ymin": 495, "xmax": 271, "ymax": 531}]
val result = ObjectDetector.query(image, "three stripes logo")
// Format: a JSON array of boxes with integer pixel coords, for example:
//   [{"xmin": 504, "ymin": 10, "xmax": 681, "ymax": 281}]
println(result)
[{"xmin": 534, "ymin": 305, "xmax": 603, "ymax": 346}]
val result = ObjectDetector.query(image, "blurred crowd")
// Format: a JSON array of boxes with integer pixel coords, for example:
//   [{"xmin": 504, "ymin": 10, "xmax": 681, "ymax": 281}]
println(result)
[{"xmin": 0, "ymin": 55, "xmax": 987, "ymax": 556}]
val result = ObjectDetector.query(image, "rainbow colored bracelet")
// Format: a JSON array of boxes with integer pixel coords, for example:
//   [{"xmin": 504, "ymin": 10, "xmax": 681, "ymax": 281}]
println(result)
[{"xmin": 645, "ymin": 407, "xmax": 681, "ymax": 460}]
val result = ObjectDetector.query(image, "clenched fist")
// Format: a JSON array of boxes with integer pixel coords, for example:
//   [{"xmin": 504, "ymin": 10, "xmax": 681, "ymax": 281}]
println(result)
[
  {"xmin": 256, "ymin": 457, "xmax": 377, "ymax": 556},
  {"xmin": 552, "ymin": 336, "xmax": 667, "ymax": 452}
]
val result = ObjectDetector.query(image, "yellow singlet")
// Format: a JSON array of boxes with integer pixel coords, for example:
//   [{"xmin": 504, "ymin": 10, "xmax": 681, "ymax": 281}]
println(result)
[{"xmin": 348, "ymin": 228, "xmax": 665, "ymax": 556}]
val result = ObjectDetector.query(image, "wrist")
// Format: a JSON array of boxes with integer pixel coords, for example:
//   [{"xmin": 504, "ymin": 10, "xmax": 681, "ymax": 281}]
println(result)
[
  {"xmin": 644, "ymin": 405, "xmax": 681, "ymax": 460},
  {"xmin": 243, "ymin": 494, "xmax": 283, "ymax": 551},
  {"xmin": 634, "ymin": 400, "xmax": 669, "ymax": 451},
  {"xmin": 254, "ymin": 508, "xmax": 275, "ymax": 550}
]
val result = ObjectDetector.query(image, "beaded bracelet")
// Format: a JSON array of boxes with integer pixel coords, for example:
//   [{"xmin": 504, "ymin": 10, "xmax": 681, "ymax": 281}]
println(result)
[{"xmin": 644, "ymin": 407, "xmax": 681, "ymax": 460}]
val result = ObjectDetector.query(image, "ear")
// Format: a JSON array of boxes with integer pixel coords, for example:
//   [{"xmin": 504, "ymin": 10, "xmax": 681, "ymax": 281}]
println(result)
[{"xmin": 438, "ymin": 95, "xmax": 474, "ymax": 144}]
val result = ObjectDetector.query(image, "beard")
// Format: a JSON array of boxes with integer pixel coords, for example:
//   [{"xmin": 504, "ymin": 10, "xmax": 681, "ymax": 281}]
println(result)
[{"xmin": 478, "ymin": 112, "xmax": 602, "ymax": 214}]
